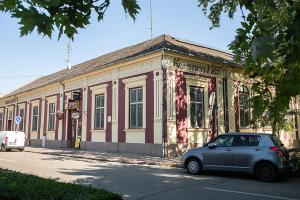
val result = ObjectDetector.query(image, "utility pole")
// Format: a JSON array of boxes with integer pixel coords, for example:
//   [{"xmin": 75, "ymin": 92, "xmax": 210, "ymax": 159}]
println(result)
[
  {"xmin": 66, "ymin": 39, "xmax": 72, "ymax": 69},
  {"xmin": 149, "ymin": 0, "xmax": 153, "ymax": 39}
]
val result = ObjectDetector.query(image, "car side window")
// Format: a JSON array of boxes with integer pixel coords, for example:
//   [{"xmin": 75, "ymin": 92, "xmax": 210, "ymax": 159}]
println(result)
[
  {"xmin": 214, "ymin": 135, "xmax": 234, "ymax": 147},
  {"xmin": 232, "ymin": 135, "xmax": 261, "ymax": 146}
]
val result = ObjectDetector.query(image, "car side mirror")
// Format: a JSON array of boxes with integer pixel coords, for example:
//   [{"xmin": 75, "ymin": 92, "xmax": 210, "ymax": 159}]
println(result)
[{"xmin": 208, "ymin": 143, "xmax": 217, "ymax": 149}]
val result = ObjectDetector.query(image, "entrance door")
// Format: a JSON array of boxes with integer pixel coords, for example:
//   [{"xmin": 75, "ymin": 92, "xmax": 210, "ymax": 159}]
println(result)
[
  {"xmin": 7, "ymin": 120, "xmax": 12, "ymax": 131},
  {"xmin": 71, "ymin": 118, "xmax": 77, "ymax": 148}
]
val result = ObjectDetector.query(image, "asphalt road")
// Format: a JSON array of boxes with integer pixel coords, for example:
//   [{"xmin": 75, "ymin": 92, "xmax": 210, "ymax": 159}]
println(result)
[{"xmin": 0, "ymin": 151, "xmax": 299, "ymax": 200}]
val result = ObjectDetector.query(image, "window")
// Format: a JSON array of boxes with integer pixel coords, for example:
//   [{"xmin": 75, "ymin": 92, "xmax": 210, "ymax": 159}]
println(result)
[
  {"xmin": 129, "ymin": 87, "xmax": 143, "ymax": 129},
  {"xmin": 232, "ymin": 135, "xmax": 260, "ymax": 146},
  {"xmin": 19, "ymin": 108, "xmax": 24, "ymax": 131},
  {"xmin": 213, "ymin": 135, "xmax": 234, "ymax": 147},
  {"xmin": 8, "ymin": 111, "xmax": 12, "ymax": 120},
  {"xmin": 94, "ymin": 95, "xmax": 105, "ymax": 129},
  {"xmin": 0, "ymin": 112, "xmax": 3, "ymax": 130},
  {"xmin": 239, "ymin": 85, "xmax": 250, "ymax": 127},
  {"xmin": 190, "ymin": 86, "xmax": 204, "ymax": 128},
  {"xmin": 48, "ymin": 103, "xmax": 55, "ymax": 131},
  {"xmin": 32, "ymin": 106, "xmax": 39, "ymax": 131}
]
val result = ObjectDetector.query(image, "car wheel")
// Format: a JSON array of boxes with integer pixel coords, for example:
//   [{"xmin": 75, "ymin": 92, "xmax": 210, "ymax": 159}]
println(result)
[
  {"xmin": 19, "ymin": 148, "xmax": 24, "ymax": 152},
  {"xmin": 186, "ymin": 158, "xmax": 202, "ymax": 175},
  {"xmin": 0, "ymin": 144, "xmax": 6, "ymax": 152},
  {"xmin": 255, "ymin": 162, "xmax": 278, "ymax": 182}
]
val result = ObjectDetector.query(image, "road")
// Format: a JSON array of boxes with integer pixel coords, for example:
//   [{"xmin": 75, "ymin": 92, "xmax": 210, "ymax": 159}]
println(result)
[{"xmin": 0, "ymin": 151, "xmax": 299, "ymax": 200}]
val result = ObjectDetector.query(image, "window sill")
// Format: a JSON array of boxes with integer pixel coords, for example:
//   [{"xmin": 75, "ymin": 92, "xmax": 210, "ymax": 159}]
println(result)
[
  {"xmin": 91, "ymin": 129, "xmax": 106, "ymax": 134},
  {"xmin": 124, "ymin": 128, "xmax": 145, "ymax": 133},
  {"xmin": 187, "ymin": 128, "xmax": 208, "ymax": 132},
  {"xmin": 45, "ymin": 130, "xmax": 55, "ymax": 133}
]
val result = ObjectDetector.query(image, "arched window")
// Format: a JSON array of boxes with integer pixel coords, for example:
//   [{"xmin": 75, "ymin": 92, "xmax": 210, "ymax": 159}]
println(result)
[{"xmin": 239, "ymin": 85, "xmax": 250, "ymax": 127}]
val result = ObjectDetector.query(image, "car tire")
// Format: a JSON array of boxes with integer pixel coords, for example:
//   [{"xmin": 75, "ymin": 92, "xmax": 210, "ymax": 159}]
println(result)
[
  {"xmin": 186, "ymin": 158, "xmax": 202, "ymax": 175},
  {"xmin": 255, "ymin": 162, "xmax": 278, "ymax": 182},
  {"xmin": 19, "ymin": 148, "xmax": 24, "ymax": 152}
]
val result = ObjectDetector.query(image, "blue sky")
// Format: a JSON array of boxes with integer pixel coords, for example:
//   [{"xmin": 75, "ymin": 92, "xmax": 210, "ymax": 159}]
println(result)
[{"xmin": 0, "ymin": 0, "xmax": 243, "ymax": 95}]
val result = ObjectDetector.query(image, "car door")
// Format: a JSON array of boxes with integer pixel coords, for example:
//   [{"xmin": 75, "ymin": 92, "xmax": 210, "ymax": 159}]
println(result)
[
  {"xmin": 202, "ymin": 135, "xmax": 234, "ymax": 170},
  {"xmin": 232, "ymin": 135, "xmax": 262, "ymax": 172}
]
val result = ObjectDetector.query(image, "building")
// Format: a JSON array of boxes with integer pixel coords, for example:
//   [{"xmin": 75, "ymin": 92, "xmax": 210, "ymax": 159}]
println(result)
[{"xmin": 0, "ymin": 35, "xmax": 299, "ymax": 156}]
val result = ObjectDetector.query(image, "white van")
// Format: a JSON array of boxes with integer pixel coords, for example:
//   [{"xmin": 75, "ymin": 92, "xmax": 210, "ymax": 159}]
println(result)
[{"xmin": 0, "ymin": 131, "xmax": 25, "ymax": 151}]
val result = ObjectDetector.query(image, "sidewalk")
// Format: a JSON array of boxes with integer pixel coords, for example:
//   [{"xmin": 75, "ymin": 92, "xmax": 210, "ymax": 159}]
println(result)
[{"xmin": 24, "ymin": 147, "xmax": 181, "ymax": 168}]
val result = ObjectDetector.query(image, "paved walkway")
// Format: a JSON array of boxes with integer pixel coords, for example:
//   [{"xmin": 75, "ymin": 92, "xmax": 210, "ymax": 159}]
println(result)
[{"xmin": 24, "ymin": 147, "xmax": 181, "ymax": 168}]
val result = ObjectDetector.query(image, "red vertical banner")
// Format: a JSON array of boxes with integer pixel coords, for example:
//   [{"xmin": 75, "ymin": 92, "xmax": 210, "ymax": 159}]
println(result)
[
  {"xmin": 234, "ymin": 81, "xmax": 240, "ymax": 132},
  {"xmin": 175, "ymin": 70, "xmax": 187, "ymax": 144}
]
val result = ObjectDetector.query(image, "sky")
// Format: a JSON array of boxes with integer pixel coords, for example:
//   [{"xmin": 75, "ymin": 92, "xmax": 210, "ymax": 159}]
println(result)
[{"xmin": 0, "ymin": 0, "xmax": 243, "ymax": 96}]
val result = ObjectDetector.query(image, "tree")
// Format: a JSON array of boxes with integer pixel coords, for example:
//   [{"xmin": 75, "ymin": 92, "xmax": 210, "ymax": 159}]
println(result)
[
  {"xmin": 198, "ymin": 0, "xmax": 300, "ymax": 134},
  {"xmin": 1, "ymin": 0, "xmax": 299, "ymax": 134},
  {"xmin": 0, "ymin": 0, "xmax": 140, "ymax": 39}
]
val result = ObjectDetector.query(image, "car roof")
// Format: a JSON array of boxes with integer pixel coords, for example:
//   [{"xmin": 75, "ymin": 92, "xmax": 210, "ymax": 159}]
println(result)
[{"xmin": 223, "ymin": 132, "xmax": 271, "ymax": 136}]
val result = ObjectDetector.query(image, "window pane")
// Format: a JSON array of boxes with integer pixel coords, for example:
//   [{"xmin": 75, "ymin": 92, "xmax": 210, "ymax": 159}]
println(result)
[
  {"xmin": 138, "ymin": 103, "xmax": 143, "ymax": 128},
  {"xmin": 130, "ymin": 89, "xmax": 137, "ymax": 103},
  {"xmin": 190, "ymin": 103, "xmax": 196, "ymax": 128},
  {"xmin": 137, "ymin": 89, "xmax": 143, "ymax": 102},
  {"xmin": 196, "ymin": 103, "xmax": 204, "ymax": 128},
  {"xmin": 95, "ymin": 109, "xmax": 101, "ymax": 129},
  {"xmin": 99, "ymin": 96, "xmax": 104, "ymax": 107},
  {"xmin": 190, "ymin": 87, "xmax": 196, "ymax": 101},
  {"xmin": 33, "ymin": 107, "xmax": 38, "ymax": 115},
  {"xmin": 215, "ymin": 135, "xmax": 233, "ymax": 147},
  {"xmin": 95, "ymin": 96, "xmax": 100, "ymax": 108},
  {"xmin": 196, "ymin": 88, "xmax": 203, "ymax": 102},
  {"xmin": 130, "ymin": 104, "xmax": 137, "ymax": 128},
  {"xmin": 100, "ymin": 108, "xmax": 104, "ymax": 128}
]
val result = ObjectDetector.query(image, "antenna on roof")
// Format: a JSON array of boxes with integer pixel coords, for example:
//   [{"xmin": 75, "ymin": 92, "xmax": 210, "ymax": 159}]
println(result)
[
  {"xmin": 66, "ymin": 39, "xmax": 72, "ymax": 69},
  {"xmin": 149, "ymin": 0, "xmax": 153, "ymax": 39}
]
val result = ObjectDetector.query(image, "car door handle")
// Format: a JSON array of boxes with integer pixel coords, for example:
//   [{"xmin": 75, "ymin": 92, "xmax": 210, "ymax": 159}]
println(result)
[
  {"xmin": 227, "ymin": 148, "xmax": 232, "ymax": 152},
  {"xmin": 255, "ymin": 148, "xmax": 261, "ymax": 151}
]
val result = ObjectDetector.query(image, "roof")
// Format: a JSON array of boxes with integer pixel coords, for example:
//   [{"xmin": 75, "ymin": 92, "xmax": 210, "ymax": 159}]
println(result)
[{"xmin": 3, "ymin": 34, "xmax": 241, "ymax": 98}]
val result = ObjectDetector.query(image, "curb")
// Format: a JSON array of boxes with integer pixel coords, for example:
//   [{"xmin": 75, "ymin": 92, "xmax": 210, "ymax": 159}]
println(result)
[{"xmin": 24, "ymin": 150, "xmax": 181, "ymax": 168}]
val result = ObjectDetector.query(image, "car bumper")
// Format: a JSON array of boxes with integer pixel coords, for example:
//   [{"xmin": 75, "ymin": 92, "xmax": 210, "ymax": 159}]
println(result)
[{"xmin": 5, "ymin": 146, "xmax": 25, "ymax": 150}]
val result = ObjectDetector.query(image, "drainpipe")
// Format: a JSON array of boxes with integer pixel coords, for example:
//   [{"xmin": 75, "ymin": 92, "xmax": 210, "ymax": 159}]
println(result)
[
  {"xmin": 59, "ymin": 82, "xmax": 65, "ymax": 148},
  {"xmin": 223, "ymin": 69, "xmax": 229, "ymax": 133},
  {"xmin": 161, "ymin": 49, "xmax": 166, "ymax": 158},
  {"xmin": 14, "ymin": 96, "xmax": 18, "ymax": 131}
]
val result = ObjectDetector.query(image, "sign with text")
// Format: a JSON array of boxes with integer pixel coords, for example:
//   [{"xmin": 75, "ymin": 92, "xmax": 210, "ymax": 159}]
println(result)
[
  {"xmin": 173, "ymin": 58, "xmax": 223, "ymax": 76},
  {"xmin": 67, "ymin": 100, "xmax": 79, "ymax": 110}
]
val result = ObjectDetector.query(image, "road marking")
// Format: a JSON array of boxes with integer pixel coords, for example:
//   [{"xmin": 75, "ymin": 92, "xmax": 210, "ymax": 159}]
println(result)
[
  {"xmin": 205, "ymin": 187, "xmax": 299, "ymax": 200},
  {"xmin": 0, "ymin": 159, "xmax": 16, "ymax": 163}
]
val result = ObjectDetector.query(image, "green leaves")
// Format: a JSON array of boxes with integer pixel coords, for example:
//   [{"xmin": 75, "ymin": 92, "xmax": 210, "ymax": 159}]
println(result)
[
  {"xmin": 0, "ymin": 0, "xmax": 140, "ymax": 39},
  {"xmin": 198, "ymin": 0, "xmax": 300, "ymax": 134},
  {"xmin": 122, "ymin": 0, "xmax": 140, "ymax": 21},
  {"xmin": 251, "ymin": 36, "xmax": 274, "ymax": 62}
]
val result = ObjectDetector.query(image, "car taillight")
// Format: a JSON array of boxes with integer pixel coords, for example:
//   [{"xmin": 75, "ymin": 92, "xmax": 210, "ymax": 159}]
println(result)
[
  {"xmin": 270, "ymin": 146, "xmax": 283, "ymax": 157},
  {"xmin": 4, "ymin": 137, "xmax": 8, "ymax": 145}
]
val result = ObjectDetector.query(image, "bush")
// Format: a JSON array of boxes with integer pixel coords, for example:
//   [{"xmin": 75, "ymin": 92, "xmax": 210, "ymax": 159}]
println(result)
[
  {"xmin": 289, "ymin": 148, "xmax": 300, "ymax": 177},
  {"xmin": 0, "ymin": 169, "xmax": 122, "ymax": 200}
]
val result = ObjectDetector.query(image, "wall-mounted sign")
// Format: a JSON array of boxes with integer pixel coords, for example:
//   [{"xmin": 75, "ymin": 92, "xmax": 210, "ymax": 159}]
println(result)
[
  {"xmin": 173, "ymin": 58, "xmax": 222, "ymax": 76},
  {"xmin": 5, "ymin": 98, "xmax": 17, "ymax": 105},
  {"xmin": 67, "ymin": 100, "xmax": 79, "ymax": 110},
  {"xmin": 72, "ymin": 112, "xmax": 80, "ymax": 119},
  {"xmin": 15, "ymin": 116, "xmax": 22, "ymax": 125}
]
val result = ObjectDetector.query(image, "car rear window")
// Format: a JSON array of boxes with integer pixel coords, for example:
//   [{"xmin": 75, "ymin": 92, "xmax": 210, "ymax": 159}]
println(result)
[
  {"xmin": 269, "ymin": 135, "xmax": 283, "ymax": 147},
  {"xmin": 232, "ymin": 135, "xmax": 261, "ymax": 146}
]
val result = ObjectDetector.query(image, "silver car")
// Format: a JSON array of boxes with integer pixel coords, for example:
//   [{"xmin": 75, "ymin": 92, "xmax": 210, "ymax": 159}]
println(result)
[{"xmin": 182, "ymin": 133, "xmax": 291, "ymax": 181}]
